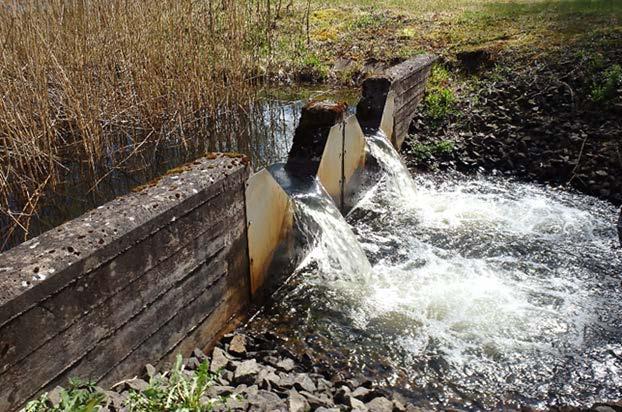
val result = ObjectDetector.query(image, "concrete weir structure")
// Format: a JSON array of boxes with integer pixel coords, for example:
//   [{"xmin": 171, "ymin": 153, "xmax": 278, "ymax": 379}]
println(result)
[{"xmin": 0, "ymin": 55, "xmax": 435, "ymax": 411}]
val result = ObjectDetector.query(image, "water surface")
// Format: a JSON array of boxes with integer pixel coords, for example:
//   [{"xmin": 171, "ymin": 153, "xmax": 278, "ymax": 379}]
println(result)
[{"xmin": 247, "ymin": 134, "xmax": 622, "ymax": 410}]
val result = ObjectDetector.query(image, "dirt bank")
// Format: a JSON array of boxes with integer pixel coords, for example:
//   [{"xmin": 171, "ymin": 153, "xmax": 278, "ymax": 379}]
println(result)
[{"xmin": 404, "ymin": 32, "xmax": 622, "ymax": 207}]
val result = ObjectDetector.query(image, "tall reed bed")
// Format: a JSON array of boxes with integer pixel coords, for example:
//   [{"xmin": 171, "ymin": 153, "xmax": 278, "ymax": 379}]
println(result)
[{"xmin": 0, "ymin": 0, "xmax": 291, "ymax": 249}]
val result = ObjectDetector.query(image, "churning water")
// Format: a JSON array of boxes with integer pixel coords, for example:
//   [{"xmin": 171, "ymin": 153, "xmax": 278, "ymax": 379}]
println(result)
[{"xmin": 247, "ymin": 133, "xmax": 622, "ymax": 410}]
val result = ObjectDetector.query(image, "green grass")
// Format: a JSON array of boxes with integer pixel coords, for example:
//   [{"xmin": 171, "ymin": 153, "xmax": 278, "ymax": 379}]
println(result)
[
  {"xmin": 22, "ymin": 355, "xmax": 230, "ymax": 412},
  {"xmin": 591, "ymin": 64, "xmax": 622, "ymax": 103},
  {"xmin": 409, "ymin": 140, "xmax": 456, "ymax": 162},
  {"xmin": 23, "ymin": 379, "xmax": 104, "ymax": 412},
  {"xmin": 272, "ymin": 0, "xmax": 621, "ymax": 76},
  {"xmin": 422, "ymin": 65, "xmax": 457, "ymax": 124}
]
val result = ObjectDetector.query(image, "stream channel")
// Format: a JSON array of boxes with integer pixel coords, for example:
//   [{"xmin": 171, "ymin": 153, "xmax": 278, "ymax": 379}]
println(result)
[{"xmin": 245, "ymin": 130, "xmax": 622, "ymax": 410}]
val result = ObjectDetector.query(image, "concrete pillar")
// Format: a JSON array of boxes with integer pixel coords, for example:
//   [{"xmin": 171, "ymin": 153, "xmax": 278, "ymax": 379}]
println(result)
[{"xmin": 286, "ymin": 101, "xmax": 347, "ymax": 177}]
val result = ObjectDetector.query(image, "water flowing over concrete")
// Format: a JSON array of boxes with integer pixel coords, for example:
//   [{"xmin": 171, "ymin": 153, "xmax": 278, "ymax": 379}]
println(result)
[{"xmin": 248, "ymin": 132, "xmax": 622, "ymax": 409}]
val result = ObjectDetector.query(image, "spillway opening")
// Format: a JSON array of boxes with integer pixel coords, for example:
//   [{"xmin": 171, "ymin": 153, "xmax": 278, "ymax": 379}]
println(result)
[{"xmin": 246, "ymin": 132, "xmax": 622, "ymax": 410}]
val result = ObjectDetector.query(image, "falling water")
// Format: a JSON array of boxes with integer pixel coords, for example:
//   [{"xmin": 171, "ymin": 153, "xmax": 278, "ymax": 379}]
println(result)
[{"xmin": 247, "ymin": 132, "xmax": 622, "ymax": 410}]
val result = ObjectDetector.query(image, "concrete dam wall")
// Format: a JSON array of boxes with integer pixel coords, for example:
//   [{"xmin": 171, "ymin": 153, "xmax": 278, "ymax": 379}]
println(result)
[{"xmin": 0, "ymin": 55, "xmax": 435, "ymax": 411}]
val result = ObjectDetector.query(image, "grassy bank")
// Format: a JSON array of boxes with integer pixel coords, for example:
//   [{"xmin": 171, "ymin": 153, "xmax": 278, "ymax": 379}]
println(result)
[{"xmin": 273, "ymin": 0, "xmax": 621, "ymax": 82}]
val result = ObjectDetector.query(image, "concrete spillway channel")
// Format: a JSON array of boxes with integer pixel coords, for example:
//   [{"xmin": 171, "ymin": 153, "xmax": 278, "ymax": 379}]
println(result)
[{"xmin": 0, "ymin": 55, "xmax": 435, "ymax": 411}]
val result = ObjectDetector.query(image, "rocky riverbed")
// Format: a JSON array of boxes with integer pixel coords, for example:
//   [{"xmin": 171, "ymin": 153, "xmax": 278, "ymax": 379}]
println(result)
[
  {"xmin": 28, "ymin": 333, "xmax": 413, "ymax": 412},
  {"xmin": 32, "ymin": 330, "xmax": 622, "ymax": 412}
]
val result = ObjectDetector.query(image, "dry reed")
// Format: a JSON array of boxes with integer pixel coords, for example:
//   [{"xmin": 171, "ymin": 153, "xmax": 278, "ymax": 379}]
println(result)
[{"xmin": 0, "ymin": 0, "xmax": 287, "ymax": 249}]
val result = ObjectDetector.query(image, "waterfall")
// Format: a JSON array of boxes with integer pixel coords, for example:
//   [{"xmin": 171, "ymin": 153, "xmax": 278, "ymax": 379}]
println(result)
[{"xmin": 248, "ymin": 131, "xmax": 622, "ymax": 410}]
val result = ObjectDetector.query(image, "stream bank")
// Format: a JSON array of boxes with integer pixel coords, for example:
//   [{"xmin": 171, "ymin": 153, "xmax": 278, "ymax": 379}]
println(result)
[{"xmin": 404, "ymin": 34, "xmax": 622, "ymax": 207}]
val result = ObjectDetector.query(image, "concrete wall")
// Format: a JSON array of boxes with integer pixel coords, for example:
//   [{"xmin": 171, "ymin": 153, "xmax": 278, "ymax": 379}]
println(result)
[
  {"xmin": 0, "ymin": 154, "xmax": 251, "ymax": 411},
  {"xmin": 357, "ymin": 54, "xmax": 437, "ymax": 149}
]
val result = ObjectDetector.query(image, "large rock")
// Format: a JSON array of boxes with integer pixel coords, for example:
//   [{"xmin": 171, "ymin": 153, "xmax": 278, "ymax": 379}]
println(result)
[
  {"xmin": 276, "ymin": 357, "xmax": 296, "ymax": 372},
  {"xmin": 210, "ymin": 347, "xmax": 230, "ymax": 373},
  {"xmin": 365, "ymin": 397, "xmax": 394, "ymax": 412},
  {"xmin": 234, "ymin": 359, "xmax": 260, "ymax": 384},
  {"xmin": 293, "ymin": 373, "xmax": 317, "ymax": 393},
  {"xmin": 288, "ymin": 390, "xmax": 310, "ymax": 412},
  {"xmin": 248, "ymin": 389, "xmax": 286, "ymax": 411},
  {"xmin": 229, "ymin": 334, "xmax": 247, "ymax": 356}
]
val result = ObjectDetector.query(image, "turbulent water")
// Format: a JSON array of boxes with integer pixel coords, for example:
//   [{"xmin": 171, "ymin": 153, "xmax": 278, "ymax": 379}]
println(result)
[{"xmin": 248, "ymin": 133, "xmax": 622, "ymax": 410}]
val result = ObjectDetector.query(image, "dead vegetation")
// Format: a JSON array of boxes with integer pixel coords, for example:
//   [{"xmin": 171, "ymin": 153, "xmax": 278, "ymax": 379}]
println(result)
[{"xmin": 0, "ymin": 0, "xmax": 293, "ymax": 249}]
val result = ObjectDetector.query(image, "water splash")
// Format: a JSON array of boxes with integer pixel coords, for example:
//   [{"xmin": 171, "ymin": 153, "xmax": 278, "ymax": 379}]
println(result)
[
  {"xmin": 292, "ymin": 181, "xmax": 372, "ymax": 283},
  {"xmin": 248, "ymin": 132, "xmax": 622, "ymax": 410}
]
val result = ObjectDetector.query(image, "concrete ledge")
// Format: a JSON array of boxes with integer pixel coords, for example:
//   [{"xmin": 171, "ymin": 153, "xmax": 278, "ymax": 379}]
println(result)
[
  {"xmin": 0, "ymin": 154, "xmax": 251, "ymax": 411},
  {"xmin": 357, "ymin": 54, "xmax": 437, "ymax": 148}
]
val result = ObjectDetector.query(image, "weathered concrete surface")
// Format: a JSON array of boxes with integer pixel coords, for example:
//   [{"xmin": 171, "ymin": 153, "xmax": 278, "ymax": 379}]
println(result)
[
  {"xmin": 286, "ymin": 101, "xmax": 347, "ymax": 177},
  {"xmin": 0, "ymin": 154, "xmax": 251, "ymax": 411},
  {"xmin": 356, "ymin": 54, "xmax": 437, "ymax": 148},
  {"xmin": 245, "ymin": 169, "xmax": 294, "ymax": 297},
  {"xmin": 317, "ymin": 115, "xmax": 367, "ymax": 211}
]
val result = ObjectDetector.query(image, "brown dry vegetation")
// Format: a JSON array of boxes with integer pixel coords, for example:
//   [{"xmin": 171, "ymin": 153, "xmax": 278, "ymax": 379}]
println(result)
[{"xmin": 0, "ymin": 0, "xmax": 293, "ymax": 248}]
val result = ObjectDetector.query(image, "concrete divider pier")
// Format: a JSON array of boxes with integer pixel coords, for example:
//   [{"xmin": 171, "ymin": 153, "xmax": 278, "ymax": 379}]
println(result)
[
  {"xmin": 357, "ymin": 54, "xmax": 437, "ymax": 148},
  {"xmin": 0, "ymin": 154, "xmax": 251, "ymax": 411}
]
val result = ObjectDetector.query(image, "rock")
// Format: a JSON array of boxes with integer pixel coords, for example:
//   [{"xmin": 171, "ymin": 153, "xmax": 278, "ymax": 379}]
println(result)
[
  {"xmin": 300, "ymin": 390, "xmax": 334, "ymax": 408},
  {"xmin": 233, "ymin": 384, "xmax": 248, "ymax": 394},
  {"xmin": 210, "ymin": 347, "xmax": 230, "ymax": 373},
  {"xmin": 315, "ymin": 408, "xmax": 341, "ymax": 412},
  {"xmin": 288, "ymin": 390, "xmax": 310, "ymax": 412},
  {"xmin": 242, "ymin": 384, "xmax": 259, "ymax": 397},
  {"xmin": 365, "ymin": 396, "xmax": 394, "ymax": 412},
  {"xmin": 220, "ymin": 369, "xmax": 234, "ymax": 383},
  {"xmin": 593, "ymin": 403, "xmax": 622, "ymax": 412},
  {"xmin": 185, "ymin": 357, "xmax": 201, "ymax": 370},
  {"xmin": 317, "ymin": 378, "xmax": 333, "ymax": 392},
  {"xmin": 334, "ymin": 385, "xmax": 352, "ymax": 405},
  {"xmin": 293, "ymin": 373, "xmax": 317, "ymax": 393},
  {"xmin": 47, "ymin": 386, "xmax": 63, "ymax": 406},
  {"xmin": 352, "ymin": 387, "xmax": 371, "ymax": 400},
  {"xmin": 104, "ymin": 390, "xmax": 125, "ymax": 410},
  {"xmin": 229, "ymin": 334, "xmax": 248, "ymax": 356},
  {"xmin": 234, "ymin": 359, "xmax": 260, "ymax": 384},
  {"xmin": 144, "ymin": 364, "xmax": 156, "ymax": 379},
  {"xmin": 193, "ymin": 348, "xmax": 208, "ymax": 361},
  {"xmin": 350, "ymin": 396, "xmax": 369, "ymax": 411},
  {"xmin": 206, "ymin": 385, "xmax": 235, "ymax": 398},
  {"xmin": 593, "ymin": 407, "xmax": 617, "ymax": 412},
  {"xmin": 125, "ymin": 378, "xmax": 149, "ymax": 392},
  {"xmin": 278, "ymin": 372, "xmax": 296, "ymax": 389},
  {"xmin": 256, "ymin": 368, "xmax": 281, "ymax": 390},
  {"xmin": 248, "ymin": 389, "xmax": 286, "ymax": 411},
  {"xmin": 226, "ymin": 396, "xmax": 249, "ymax": 411},
  {"xmin": 276, "ymin": 357, "xmax": 296, "ymax": 372},
  {"xmin": 393, "ymin": 399, "xmax": 407, "ymax": 412}
]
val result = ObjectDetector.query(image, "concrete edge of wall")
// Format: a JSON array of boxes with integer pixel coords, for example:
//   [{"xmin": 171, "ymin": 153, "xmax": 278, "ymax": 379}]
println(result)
[
  {"xmin": 357, "ymin": 53, "xmax": 437, "ymax": 149},
  {"xmin": 0, "ymin": 154, "xmax": 251, "ymax": 411}
]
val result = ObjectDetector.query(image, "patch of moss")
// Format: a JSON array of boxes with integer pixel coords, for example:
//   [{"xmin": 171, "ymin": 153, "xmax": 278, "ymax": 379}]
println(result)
[{"xmin": 409, "ymin": 140, "xmax": 455, "ymax": 162}]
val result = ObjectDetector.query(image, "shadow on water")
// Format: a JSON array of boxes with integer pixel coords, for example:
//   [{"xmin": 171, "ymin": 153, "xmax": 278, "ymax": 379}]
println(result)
[{"xmin": 0, "ymin": 87, "xmax": 358, "ymax": 251}]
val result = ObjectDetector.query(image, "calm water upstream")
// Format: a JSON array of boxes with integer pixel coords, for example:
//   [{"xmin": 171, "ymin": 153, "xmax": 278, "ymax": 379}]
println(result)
[
  {"xmin": 247, "ymin": 133, "xmax": 622, "ymax": 410},
  {"xmin": 0, "ymin": 87, "xmax": 357, "ymax": 250}
]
